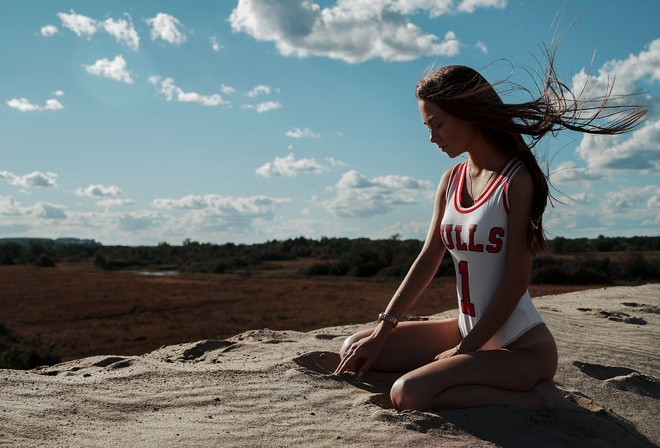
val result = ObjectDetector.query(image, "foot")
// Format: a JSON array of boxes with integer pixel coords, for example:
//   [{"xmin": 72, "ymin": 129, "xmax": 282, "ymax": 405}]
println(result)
[{"xmin": 532, "ymin": 380, "xmax": 592, "ymax": 413}]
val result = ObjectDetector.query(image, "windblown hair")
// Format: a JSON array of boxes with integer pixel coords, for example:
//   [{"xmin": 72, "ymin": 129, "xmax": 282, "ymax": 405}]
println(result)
[{"xmin": 415, "ymin": 51, "xmax": 646, "ymax": 255}]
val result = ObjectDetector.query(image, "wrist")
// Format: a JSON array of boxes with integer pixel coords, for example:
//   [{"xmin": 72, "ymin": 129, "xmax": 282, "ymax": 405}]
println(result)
[{"xmin": 377, "ymin": 312, "xmax": 398, "ymax": 328}]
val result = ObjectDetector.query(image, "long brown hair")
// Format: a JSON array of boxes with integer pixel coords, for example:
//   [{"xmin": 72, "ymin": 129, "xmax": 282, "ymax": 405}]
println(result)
[{"xmin": 415, "ymin": 53, "xmax": 646, "ymax": 255}]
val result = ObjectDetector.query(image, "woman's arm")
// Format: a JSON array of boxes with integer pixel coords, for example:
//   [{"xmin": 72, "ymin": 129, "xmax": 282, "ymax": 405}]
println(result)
[
  {"xmin": 379, "ymin": 168, "xmax": 451, "ymax": 325},
  {"xmin": 456, "ymin": 167, "xmax": 535, "ymax": 354},
  {"xmin": 334, "ymin": 168, "xmax": 451, "ymax": 376}
]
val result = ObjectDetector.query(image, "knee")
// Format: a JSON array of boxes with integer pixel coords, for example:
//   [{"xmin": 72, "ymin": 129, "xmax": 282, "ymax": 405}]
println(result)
[
  {"xmin": 338, "ymin": 333, "xmax": 360, "ymax": 359},
  {"xmin": 390, "ymin": 376, "xmax": 428, "ymax": 411}
]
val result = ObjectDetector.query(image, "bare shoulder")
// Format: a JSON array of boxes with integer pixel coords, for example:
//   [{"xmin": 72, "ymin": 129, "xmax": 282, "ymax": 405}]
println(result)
[
  {"xmin": 507, "ymin": 164, "xmax": 534, "ymax": 206},
  {"xmin": 436, "ymin": 166, "xmax": 454, "ymax": 198}
]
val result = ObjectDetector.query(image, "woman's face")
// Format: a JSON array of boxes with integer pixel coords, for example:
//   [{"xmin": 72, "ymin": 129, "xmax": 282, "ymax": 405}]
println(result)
[{"xmin": 418, "ymin": 99, "xmax": 476, "ymax": 158}]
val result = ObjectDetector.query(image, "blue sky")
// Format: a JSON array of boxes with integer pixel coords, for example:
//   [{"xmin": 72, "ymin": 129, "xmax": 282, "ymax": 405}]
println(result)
[{"xmin": 2, "ymin": 0, "xmax": 659, "ymax": 246}]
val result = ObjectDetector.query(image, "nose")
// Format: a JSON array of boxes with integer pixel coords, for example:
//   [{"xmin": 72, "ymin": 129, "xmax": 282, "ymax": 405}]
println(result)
[{"xmin": 429, "ymin": 129, "xmax": 441, "ymax": 145}]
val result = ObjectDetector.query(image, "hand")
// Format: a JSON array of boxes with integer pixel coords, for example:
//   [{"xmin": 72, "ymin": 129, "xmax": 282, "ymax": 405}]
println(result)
[
  {"xmin": 333, "ymin": 336, "xmax": 384, "ymax": 379},
  {"xmin": 435, "ymin": 345, "xmax": 461, "ymax": 361}
]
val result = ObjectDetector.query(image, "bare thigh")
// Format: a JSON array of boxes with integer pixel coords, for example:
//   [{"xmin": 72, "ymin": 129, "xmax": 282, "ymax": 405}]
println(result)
[
  {"xmin": 339, "ymin": 318, "xmax": 462, "ymax": 373},
  {"xmin": 391, "ymin": 324, "xmax": 558, "ymax": 410}
]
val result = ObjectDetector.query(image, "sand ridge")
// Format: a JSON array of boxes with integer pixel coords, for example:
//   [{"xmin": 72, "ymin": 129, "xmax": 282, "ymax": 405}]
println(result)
[{"xmin": 1, "ymin": 284, "xmax": 658, "ymax": 447}]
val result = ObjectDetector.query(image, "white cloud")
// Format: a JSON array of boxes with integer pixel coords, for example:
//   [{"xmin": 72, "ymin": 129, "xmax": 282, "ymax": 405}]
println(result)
[
  {"xmin": 286, "ymin": 127, "xmax": 320, "ymax": 138},
  {"xmin": 456, "ymin": 0, "xmax": 506, "ymax": 14},
  {"xmin": 0, "ymin": 196, "xmax": 66, "ymax": 220},
  {"xmin": 55, "ymin": 10, "xmax": 140, "ymax": 49},
  {"xmin": 549, "ymin": 161, "xmax": 606, "ymax": 186},
  {"xmin": 53, "ymin": 90, "xmax": 64, "ymax": 97},
  {"xmin": 475, "ymin": 41, "xmax": 488, "ymax": 53},
  {"xmin": 0, "ymin": 171, "xmax": 58, "ymax": 188},
  {"xmin": 152, "ymin": 194, "xmax": 291, "ymax": 232},
  {"xmin": 119, "ymin": 211, "xmax": 161, "ymax": 231},
  {"xmin": 256, "ymin": 154, "xmax": 328, "ymax": 177},
  {"xmin": 6, "ymin": 98, "xmax": 41, "ymax": 112},
  {"xmin": 325, "ymin": 157, "xmax": 347, "ymax": 167},
  {"xmin": 229, "ymin": 0, "xmax": 466, "ymax": 63},
  {"xmin": 601, "ymin": 185, "xmax": 660, "ymax": 211},
  {"xmin": 75, "ymin": 184, "xmax": 123, "ymax": 198},
  {"xmin": 221, "ymin": 84, "xmax": 238, "ymax": 95},
  {"xmin": 102, "ymin": 16, "xmax": 140, "ymax": 50},
  {"xmin": 6, "ymin": 97, "xmax": 63, "ymax": 112},
  {"xmin": 571, "ymin": 39, "xmax": 660, "ymax": 173},
  {"xmin": 210, "ymin": 36, "xmax": 222, "ymax": 52},
  {"xmin": 247, "ymin": 85, "xmax": 272, "ymax": 97},
  {"xmin": 44, "ymin": 99, "xmax": 64, "ymax": 110},
  {"xmin": 575, "ymin": 119, "xmax": 660, "ymax": 172},
  {"xmin": 35, "ymin": 203, "xmax": 67, "ymax": 219},
  {"xmin": 320, "ymin": 170, "xmax": 434, "ymax": 218},
  {"xmin": 149, "ymin": 76, "xmax": 230, "ymax": 106},
  {"xmin": 385, "ymin": 0, "xmax": 506, "ymax": 16},
  {"xmin": 83, "ymin": 55, "xmax": 134, "ymax": 83},
  {"xmin": 572, "ymin": 38, "xmax": 660, "ymax": 98},
  {"xmin": 145, "ymin": 13, "xmax": 187, "ymax": 45},
  {"xmin": 57, "ymin": 10, "xmax": 98, "ymax": 37},
  {"xmin": 40, "ymin": 25, "xmax": 58, "ymax": 37},
  {"xmin": 242, "ymin": 101, "xmax": 282, "ymax": 113},
  {"xmin": 154, "ymin": 194, "xmax": 290, "ymax": 213}
]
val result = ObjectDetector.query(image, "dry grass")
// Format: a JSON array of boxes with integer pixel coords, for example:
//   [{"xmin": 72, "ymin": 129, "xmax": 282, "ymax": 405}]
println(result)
[{"xmin": 1, "ymin": 261, "xmax": 600, "ymax": 362}]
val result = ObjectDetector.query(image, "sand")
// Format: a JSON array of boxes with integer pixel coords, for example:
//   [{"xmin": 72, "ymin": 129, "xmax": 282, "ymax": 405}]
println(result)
[{"xmin": 1, "ymin": 284, "xmax": 658, "ymax": 447}]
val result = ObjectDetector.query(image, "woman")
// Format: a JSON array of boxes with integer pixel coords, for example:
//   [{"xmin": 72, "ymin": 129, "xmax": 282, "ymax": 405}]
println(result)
[{"xmin": 333, "ymin": 61, "xmax": 646, "ymax": 412}]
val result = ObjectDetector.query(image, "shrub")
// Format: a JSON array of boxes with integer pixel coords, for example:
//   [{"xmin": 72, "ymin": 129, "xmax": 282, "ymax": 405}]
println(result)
[{"xmin": 0, "ymin": 324, "xmax": 60, "ymax": 370}]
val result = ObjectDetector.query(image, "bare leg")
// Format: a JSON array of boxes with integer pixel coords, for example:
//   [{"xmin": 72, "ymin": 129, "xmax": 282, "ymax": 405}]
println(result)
[
  {"xmin": 389, "ymin": 324, "xmax": 587, "ymax": 412},
  {"xmin": 338, "ymin": 318, "xmax": 462, "ymax": 373}
]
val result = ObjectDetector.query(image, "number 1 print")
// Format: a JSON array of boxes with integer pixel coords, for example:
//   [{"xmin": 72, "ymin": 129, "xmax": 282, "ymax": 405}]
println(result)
[{"xmin": 458, "ymin": 260, "xmax": 476, "ymax": 317}]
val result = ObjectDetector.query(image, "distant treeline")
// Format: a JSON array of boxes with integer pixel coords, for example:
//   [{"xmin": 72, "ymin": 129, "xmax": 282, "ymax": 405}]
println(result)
[{"xmin": 1, "ymin": 235, "xmax": 659, "ymax": 285}]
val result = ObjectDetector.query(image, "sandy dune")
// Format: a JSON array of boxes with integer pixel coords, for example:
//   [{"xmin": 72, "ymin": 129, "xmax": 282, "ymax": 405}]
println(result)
[{"xmin": 1, "ymin": 284, "xmax": 658, "ymax": 447}]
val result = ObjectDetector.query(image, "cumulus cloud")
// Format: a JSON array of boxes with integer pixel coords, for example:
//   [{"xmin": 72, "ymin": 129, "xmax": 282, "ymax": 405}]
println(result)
[
  {"xmin": 55, "ymin": 10, "xmax": 139, "ymax": 49},
  {"xmin": 75, "ymin": 184, "xmax": 123, "ymax": 198},
  {"xmin": 83, "ymin": 55, "xmax": 134, "ymax": 83},
  {"xmin": 152, "ymin": 194, "xmax": 290, "ymax": 231},
  {"xmin": 0, "ymin": 196, "xmax": 66, "ymax": 220},
  {"xmin": 572, "ymin": 38, "xmax": 660, "ymax": 100},
  {"xmin": 149, "ymin": 76, "xmax": 230, "ymax": 106},
  {"xmin": 228, "ymin": 0, "xmax": 468, "ymax": 63},
  {"xmin": 320, "ymin": 170, "xmax": 434, "ymax": 218},
  {"xmin": 456, "ymin": 0, "xmax": 506, "ymax": 14},
  {"xmin": 242, "ymin": 101, "xmax": 282, "ymax": 113},
  {"xmin": 40, "ymin": 25, "xmax": 58, "ymax": 37},
  {"xmin": 145, "ymin": 13, "xmax": 187, "ymax": 45},
  {"xmin": 256, "ymin": 154, "xmax": 328, "ymax": 177},
  {"xmin": 601, "ymin": 185, "xmax": 660, "ymax": 211},
  {"xmin": 75, "ymin": 184, "xmax": 136, "ymax": 208},
  {"xmin": 247, "ymin": 85, "xmax": 272, "ymax": 97},
  {"xmin": 286, "ymin": 127, "xmax": 320, "ymax": 138},
  {"xmin": 549, "ymin": 161, "xmax": 607, "ymax": 185},
  {"xmin": 119, "ymin": 211, "xmax": 160, "ymax": 231},
  {"xmin": 57, "ymin": 10, "xmax": 98, "ymax": 37},
  {"xmin": 575, "ymin": 119, "xmax": 660, "ymax": 173},
  {"xmin": 102, "ymin": 16, "xmax": 140, "ymax": 50},
  {"xmin": 221, "ymin": 84, "xmax": 238, "ymax": 95},
  {"xmin": 572, "ymin": 39, "xmax": 660, "ymax": 173},
  {"xmin": 6, "ymin": 97, "xmax": 63, "ymax": 112},
  {"xmin": 154, "ymin": 194, "xmax": 289, "ymax": 213},
  {"xmin": 0, "ymin": 171, "xmax": 58, "ymax": 188}
]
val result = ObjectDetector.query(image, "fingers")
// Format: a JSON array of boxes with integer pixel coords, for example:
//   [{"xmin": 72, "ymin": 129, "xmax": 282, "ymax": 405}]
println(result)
[{"xmin": 334, "ymin": 344, "xmax": 364, "ymax": 376}]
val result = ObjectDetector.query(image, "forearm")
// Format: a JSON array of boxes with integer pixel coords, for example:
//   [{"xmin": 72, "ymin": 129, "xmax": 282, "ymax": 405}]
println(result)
[{"xmin": 383, "ymin": 251, "xmax": 444, "ymax": 321}]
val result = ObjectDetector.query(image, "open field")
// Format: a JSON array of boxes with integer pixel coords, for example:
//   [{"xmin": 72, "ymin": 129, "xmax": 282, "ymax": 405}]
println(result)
[{"xmin": 1, "ymin": 261, "xmax": 603, "ymax": 363}]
